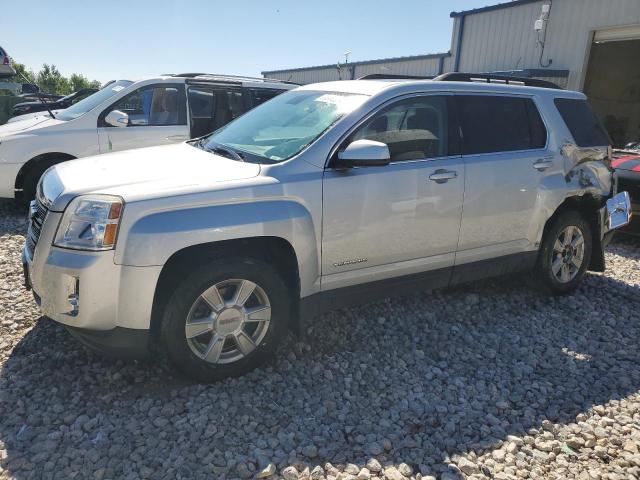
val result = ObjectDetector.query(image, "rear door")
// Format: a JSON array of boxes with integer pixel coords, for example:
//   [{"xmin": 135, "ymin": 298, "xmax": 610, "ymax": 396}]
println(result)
[
  {"xmin": 454, "ymin": 94, "xmax": 552, "ymax": 266},
  {"xmin": 97, "ymin": 83, "xmax": 189, "ymax": 153}
]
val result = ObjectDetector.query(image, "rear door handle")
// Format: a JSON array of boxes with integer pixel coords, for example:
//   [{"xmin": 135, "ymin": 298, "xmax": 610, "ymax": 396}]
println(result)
[
  {"xmin": 166, "ymin": 135, "xmax": 188, "ymax": 141},
  {"xmin": 533, "ymin": 159, "xmax": 554, "ymax": 171},
  {"xmin": 429, "ymin": 169, "xmax": 458, "ymax": 183}
]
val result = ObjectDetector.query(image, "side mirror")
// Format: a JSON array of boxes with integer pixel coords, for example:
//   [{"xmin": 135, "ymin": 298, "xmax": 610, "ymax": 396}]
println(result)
[
  {"xmin": 104, "ymin": 110, "xmax": 129, "ymax": 128},
  {"xmin": 336, "ymin": 139, "xmax": 390, "ymax": 168}
]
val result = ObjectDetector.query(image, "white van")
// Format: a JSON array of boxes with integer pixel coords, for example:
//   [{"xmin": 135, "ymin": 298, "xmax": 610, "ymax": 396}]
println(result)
[{"xmin": 0, "ymin": 74, "xmax": 295, "ymax": 200}]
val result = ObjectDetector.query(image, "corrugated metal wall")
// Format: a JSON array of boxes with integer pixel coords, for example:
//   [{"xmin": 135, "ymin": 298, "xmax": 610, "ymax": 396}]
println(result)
[
  {"xmin": 264, "ymin": 56, "xmax": 447, "ymax": 85},
  {"xmin": 456, "ymin": 1, "xmax": 544, "ymax": 74},
  {"xmin": 264, "ymin": 0, "xmax": 640, "ymax": 91},
  {"xmin": 455, "ymin": 0, "xmax": 640, "ymax": 90}
]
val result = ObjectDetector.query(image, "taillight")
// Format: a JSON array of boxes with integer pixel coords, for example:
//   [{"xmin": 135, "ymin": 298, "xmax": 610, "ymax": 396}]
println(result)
[{"xmin": 2, "ymin": 57, "xmax": 9, "ymax": 65}]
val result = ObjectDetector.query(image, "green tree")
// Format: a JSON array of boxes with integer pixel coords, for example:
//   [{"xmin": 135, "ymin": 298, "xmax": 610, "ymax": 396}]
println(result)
[
  {"xmin": 36, "ymin": 64, "xmax": 71, "ymax": 95},
  {"xmin": 10, "ymin": 62, "xmax": 36, "ymax": 84},
  {"xmin": 68, "ymin": 73, "xmax": 101, "ymax": 91}
]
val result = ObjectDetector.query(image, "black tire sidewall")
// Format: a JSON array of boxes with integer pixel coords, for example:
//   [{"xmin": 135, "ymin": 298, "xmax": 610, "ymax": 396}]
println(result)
[
  {"xmin": 160, "ymin": 258, "xmax": 290, "ymax": 382},
  {"xmin": 23, "ymin": 160, "xmax": 61, "ymax": 202},
  {"xmin": 537, "ymin": 210, "xmax": 593, "ymax": 295}
]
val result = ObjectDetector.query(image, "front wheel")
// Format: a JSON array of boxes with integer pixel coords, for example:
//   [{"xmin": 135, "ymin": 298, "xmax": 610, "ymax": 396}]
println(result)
[
  {"xmin": 160, "ymin": 258, "xmax": 290, "ymax": 382},
  {"xmin": 536, "ymin": 210, "xmax": 592, "ymax": 295}
]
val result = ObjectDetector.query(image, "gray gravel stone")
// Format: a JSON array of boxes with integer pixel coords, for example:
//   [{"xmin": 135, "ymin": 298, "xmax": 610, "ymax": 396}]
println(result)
[{"xmin": 0, "ymin": 201, "xmax": 639, "ymax": 479}]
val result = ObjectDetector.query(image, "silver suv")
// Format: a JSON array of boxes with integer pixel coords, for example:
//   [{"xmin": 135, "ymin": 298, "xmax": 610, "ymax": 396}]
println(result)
[{"xmin": 23, "ymin": 74, "xmax": 631, "ymax": 382}]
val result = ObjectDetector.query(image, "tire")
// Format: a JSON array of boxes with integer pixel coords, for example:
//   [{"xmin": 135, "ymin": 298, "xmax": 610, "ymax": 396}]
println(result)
[
  {"xmin": 22, "ymin": 158, "xmax": 64, "ymax": 202},
  {"xmin": 536, "ymin": 210, "xmax": 592, "ymax": 295},
  {"xmin": 160, "ymin": 257, "xmax": 291, "ymax": 382}
]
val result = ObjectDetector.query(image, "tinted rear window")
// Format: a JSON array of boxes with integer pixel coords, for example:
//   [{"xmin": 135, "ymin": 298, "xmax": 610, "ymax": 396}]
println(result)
[
  {"xmin": 554, "ymin": 98, "xmax": 611, "ymax": 147},
  {"xmin": 457, "ymin": 95, "xmax": 547, "ymax": 155}
]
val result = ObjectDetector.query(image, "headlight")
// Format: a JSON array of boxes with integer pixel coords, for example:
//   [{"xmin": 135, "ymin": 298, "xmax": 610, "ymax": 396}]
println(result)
[{"xmin": 53, "ymin": 195, "xmax": 123, "ymax": 251}]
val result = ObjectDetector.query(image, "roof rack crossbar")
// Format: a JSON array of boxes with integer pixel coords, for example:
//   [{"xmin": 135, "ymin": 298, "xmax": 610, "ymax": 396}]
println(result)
[
  {"xmin": 433, "ymin": 72, "xmax": 561, "ymax": 89},
  {"xmin": 358, "ymin": 74, "xmax": 435, "ymax": 80}
]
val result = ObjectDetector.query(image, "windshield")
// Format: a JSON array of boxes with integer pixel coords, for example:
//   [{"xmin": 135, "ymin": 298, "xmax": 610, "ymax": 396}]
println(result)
[
  {"xmin": 200, "ymin": 90, "xmax": 367, "ymax": 163},
  {"xmin": 56, "ymin": 80, "xmax": 133, "ymax": 121}
]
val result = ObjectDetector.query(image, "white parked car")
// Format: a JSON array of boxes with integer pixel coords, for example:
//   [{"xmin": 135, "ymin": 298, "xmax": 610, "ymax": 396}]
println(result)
[
  {"xmin": 0, "ymin": 74, "xmax": 295, "ymax": 201},
  {"xmin": 7, "ymin": 109, "xmax": 64, "ymax": 124}
]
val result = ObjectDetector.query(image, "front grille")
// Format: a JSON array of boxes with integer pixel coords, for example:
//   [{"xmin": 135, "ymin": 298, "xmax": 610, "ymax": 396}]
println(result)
[{"xmin": 25, "ymin": 198, "xmax": 48, "ymax": 258}]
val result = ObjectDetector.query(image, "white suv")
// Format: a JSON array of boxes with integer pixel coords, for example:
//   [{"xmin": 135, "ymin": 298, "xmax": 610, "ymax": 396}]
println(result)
[{"xmin": 0, "ymin": 74, "xmax": 295, "ymax": 201}]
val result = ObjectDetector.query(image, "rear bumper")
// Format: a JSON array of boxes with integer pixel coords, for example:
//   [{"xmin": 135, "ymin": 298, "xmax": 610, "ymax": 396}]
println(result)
[
  {"xmin": 619, "ymin": 197, "xmax": 640, "ymax": 235},
  {"xmin": 604, "ymin": 191, "xmax": 633, "ymax": 233}
]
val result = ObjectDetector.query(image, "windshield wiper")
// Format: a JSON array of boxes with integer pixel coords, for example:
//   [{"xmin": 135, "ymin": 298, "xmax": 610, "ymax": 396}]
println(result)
[
  {"xmin": 204, "ymin": 142, "xmax": 245, "ymax": 162},
  {"xmin": 16, "ymin": 71, "xmax": 56, "ymax": 119}
]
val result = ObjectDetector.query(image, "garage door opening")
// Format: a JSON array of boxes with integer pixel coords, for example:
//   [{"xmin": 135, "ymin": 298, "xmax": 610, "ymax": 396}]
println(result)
[{"xmin": 584, "ymin": 35, "xmax": 640, "ymax": 147}]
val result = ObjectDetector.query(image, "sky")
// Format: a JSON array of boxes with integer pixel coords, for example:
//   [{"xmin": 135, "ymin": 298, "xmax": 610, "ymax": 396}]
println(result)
[{"xmin": 2, "ymin": 0, "xmax": 497, "ymax": 84}]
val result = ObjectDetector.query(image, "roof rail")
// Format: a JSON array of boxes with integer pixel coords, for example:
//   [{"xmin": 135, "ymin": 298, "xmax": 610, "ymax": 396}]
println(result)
[
  {"xmin": 171, "ymin": 72, "xmax": 298, "ymax": 85},
  {"xmin": 433, "ymin": 72, "xmax": 562, "ymax": 89},
  {"xmin": 358, "ymin": 74, "xmax": 435, "ymax": 80},
  {"xmin": 169, "ymin": 73, "xmax": 207, "ymax": 78}
]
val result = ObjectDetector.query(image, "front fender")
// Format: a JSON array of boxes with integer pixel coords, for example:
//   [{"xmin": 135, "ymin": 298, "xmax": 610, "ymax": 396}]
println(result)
[{"xmin": 115, "ymin": 200, "xmax": 320, "ymax": 296}]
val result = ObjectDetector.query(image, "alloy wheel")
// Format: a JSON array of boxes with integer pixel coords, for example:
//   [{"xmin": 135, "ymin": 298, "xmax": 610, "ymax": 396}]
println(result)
[
  {"xmin": 184, "ymin": 279, "xmax": 271, "ymax": 364},
  {"xmin": 551, "ymin": 225, "xmax": 585, "ymax": 283}
]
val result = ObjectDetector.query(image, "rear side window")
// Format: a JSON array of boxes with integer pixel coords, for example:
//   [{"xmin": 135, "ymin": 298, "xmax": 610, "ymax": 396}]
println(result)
[
  {"xmin": 457, "ymin": 95, "xmax": 547, "ymax": 155},
  {"xmin": 554, "ymin": 98, "xmax": 611, "ymax": 147}
]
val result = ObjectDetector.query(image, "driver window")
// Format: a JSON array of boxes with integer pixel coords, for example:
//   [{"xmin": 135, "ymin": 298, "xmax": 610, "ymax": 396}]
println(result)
[
  {"xmin": 104, "ymin": 84, "xmax": 186, "ymax": 127},
  {"xmin": 351, "ymin": 96, "xmax": 449, "ymax": 161}
]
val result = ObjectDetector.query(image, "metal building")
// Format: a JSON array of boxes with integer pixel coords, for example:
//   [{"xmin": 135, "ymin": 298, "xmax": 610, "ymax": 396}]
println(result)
[{"xmin": 262, "ymin": 0, "xmax": 640, "ymax": 146}]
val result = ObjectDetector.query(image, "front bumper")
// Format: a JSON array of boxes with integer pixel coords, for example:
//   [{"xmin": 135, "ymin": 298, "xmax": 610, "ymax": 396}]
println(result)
[
  {"xmin": 23, "ymin": 210, "xmax": 162, "ymax": 355},
  {"xmin": 66, "ymin": 325, "xmax": 151, "ymax": 359}
]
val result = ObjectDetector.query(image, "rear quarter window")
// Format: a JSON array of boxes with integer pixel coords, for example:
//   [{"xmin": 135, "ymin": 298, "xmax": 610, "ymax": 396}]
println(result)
[{"xmin": 554, "ymin": 98, "xmax": 611, "ymax": 147}]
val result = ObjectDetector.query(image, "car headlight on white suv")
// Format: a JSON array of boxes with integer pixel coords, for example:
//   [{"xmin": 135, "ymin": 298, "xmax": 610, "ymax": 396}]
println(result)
[{"xmin": 54, "ymin": 195, "xmax": 123, "ymax": 251}]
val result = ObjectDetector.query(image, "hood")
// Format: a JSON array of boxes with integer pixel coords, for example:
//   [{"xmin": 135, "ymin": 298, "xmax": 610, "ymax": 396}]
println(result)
[
  {"xmin": 7, "ymin": 110, "xmax": 63, "ymax": 124},
  {"xmin": 0, "ymin": 116, "xmax": 63, "ymax": 136},
  {"xmin": 612, "ymin": 153, "xmax": 640, "ymax": 172},
  {"xmin": 43, "ymin": 143, "xmax": 261, "ymax": 211}
]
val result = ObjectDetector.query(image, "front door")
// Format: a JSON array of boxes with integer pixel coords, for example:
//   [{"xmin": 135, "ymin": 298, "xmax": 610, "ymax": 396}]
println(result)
[
  {"xmin": 321, "ymin": 95, "xmax": 465, "ymax": 291},
  {"xmin": 97, "ymin": 83, "xmax": 189, "ymax": 153}
]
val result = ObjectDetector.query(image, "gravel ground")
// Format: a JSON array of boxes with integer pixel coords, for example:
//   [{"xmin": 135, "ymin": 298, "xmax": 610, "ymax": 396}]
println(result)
[{"xmin": 0, "ymin": 199, "xmax": 639, "ymax": 480}]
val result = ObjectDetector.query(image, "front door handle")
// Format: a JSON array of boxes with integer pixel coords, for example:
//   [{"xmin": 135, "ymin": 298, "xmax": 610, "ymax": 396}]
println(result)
[
  {"xmin": 533, "ymin": 159, "xmax": 554, "ymax": 171},
  {"xmin": 166, "ymin": 135, "xmax": 188, "ymax": 141},
  {"xmin": 429, "ymin": 169, "xmax": 458, "ymax": 183}
]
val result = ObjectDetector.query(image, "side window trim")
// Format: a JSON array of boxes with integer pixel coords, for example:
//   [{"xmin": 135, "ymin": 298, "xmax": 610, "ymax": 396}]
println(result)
[
  {"xmin": 454, "ymin": 92, "xmax": 549, "ymax": 157},
  {"xmin": 98, "ymin": 83, "xmax": 187, "ymax": 128},
  {"xmin": 326, "ymin": 92, "xmax": 462, "ymax": 169}
]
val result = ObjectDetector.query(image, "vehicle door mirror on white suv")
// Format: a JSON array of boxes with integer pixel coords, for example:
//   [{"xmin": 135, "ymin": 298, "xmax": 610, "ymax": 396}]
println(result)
[
  {"xmin": 104, "ymin": 110, "xmax": 129, "ymax": 128},
  {"xmin": 336, "ymin": 139, "xmax": 391, "ymax": 167}
]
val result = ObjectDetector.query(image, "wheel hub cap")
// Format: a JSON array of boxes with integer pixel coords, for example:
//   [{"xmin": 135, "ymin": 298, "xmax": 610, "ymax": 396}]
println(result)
[
  {"xmin": 551, "ymin": 225, "xmax": 585, "ymax": 284},
  {"xmin": 215, "ymin": 308, "xmax": 245, "ymax": 335},
  {"xmin": 184, "ymin": 279, "xmax": 272, "ymax": 364}
]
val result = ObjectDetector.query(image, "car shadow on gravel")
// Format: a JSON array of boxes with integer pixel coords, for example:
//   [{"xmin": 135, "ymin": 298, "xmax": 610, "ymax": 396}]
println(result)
[
  {"xmin": 1, "ymin": 252, "xmax": 639, "ymax": 479},
  {"xmin": 0, "ymin": 200, "xmax": 27, "ymax": 236}
]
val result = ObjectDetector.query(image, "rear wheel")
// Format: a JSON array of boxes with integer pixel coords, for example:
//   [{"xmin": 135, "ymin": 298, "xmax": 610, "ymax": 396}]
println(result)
[
  {"xmin": 536, "ymin": 210, "xmax": 592, "ymax": 295},
  {"xmin": 160, "ymin": 257, "xmax": 290, "ymax": 382}
]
